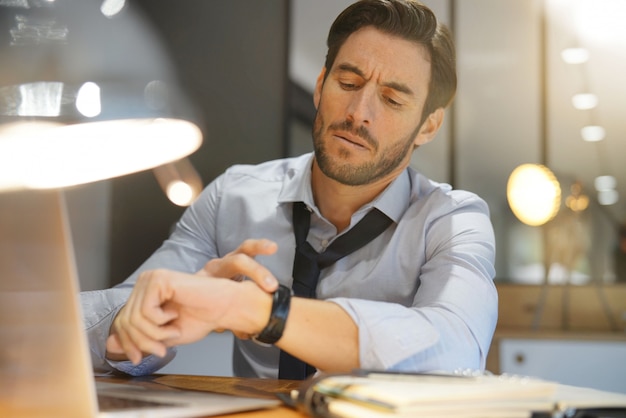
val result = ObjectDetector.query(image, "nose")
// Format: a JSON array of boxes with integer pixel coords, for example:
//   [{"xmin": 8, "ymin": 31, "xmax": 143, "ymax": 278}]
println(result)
[{"xmin": 346, "ymin": 86, "xmax": 375, "ymax": 125}]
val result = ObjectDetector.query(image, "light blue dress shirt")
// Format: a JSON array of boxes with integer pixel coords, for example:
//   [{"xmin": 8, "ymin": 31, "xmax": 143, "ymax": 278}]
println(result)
[{"xmin": 81, "ymin": 152, "xmax": 497, "ymax": 378}]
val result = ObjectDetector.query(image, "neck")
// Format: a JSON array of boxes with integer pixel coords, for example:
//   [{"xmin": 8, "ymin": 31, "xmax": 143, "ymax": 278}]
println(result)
[{"xmin": 310, "ymin": 160, "xmax": 395, "ymax": 232}]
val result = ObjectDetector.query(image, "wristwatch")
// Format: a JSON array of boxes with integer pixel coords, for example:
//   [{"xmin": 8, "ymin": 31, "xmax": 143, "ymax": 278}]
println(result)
[{"xmin": 253, "ymin": 284, "xmax": 293, "ymax": 345}]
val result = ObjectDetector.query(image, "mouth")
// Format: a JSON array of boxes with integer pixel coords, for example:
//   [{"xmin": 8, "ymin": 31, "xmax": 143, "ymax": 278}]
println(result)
[{"xmin": 333, "ymin": 131, "xmax": 369, "ymax": 150}]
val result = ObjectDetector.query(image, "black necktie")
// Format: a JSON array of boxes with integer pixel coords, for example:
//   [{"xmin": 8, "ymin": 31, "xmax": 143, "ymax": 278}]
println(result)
[{"xmin": 278, "ymin": 201, "xmax": 393, "ymax": 380}]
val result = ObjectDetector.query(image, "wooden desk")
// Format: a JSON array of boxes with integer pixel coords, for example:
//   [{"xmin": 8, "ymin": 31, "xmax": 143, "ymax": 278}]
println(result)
[
  {"xmin": 96, "ymin": 374, "xmax": 305, "ymax": 417},
  {"xmin": 97, "ymin": 372, "xmax": 626, "ymax": 417}
]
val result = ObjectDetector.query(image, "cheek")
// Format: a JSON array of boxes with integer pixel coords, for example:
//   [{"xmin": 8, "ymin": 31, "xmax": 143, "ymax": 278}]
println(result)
[
  {"xmin": 381, "ymin": 116, "xmax": 414, "ymax": 139},
  {"xmin": 319, "ymin": 90, "xmax": 343, "ymax": 114},
  {"xmin": 315, "ymin": 98, "xmax": 345, "ymax": 130},
  {"xmin": 376, "ymin": 118, "xmax": 421, "ymax": 151}
]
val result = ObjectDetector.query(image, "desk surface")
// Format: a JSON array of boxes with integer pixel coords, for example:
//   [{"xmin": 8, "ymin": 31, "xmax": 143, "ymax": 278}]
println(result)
[
  {"xmin": 97, "ymin": 372, "xmax": 626, "ymax": 417},
  {"xmin": 96, "ymin": 374, "xmax": 304, "ymax": 417}
]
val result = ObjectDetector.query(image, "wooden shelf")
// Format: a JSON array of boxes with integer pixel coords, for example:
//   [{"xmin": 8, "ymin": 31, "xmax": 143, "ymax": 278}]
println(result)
[{"xmin": 487, "ymin": 283, "xmax": 626, "ymax": 374}]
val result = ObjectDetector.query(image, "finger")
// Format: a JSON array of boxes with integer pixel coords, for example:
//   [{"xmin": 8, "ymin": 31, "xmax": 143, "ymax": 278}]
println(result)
[
  {"xmin": 119, "ymin": 292, "xmax": 180, "ymax": 344},
  {"xmin": 108, "ymin": 300, "xmax": 144, "ymax": 363},
  {"xmin": 105, "ymin": 333, "xmax": 124, "ymax": 355},
  {"xmin": 110, "ymin": 273, "xmax": 180, "ymax": 363},
  {"xmin": 197, "ymin": 239, "xmax": 277, "ymax": 276},
  {"xmin": 236, "ymin": 239, "xmax": 278, "ymax": 257},
  {"xmin": 203, "ymin": 254, "xmax": 278, "ymax": 292},
  {"xmin": 115, "ymin": 319, "xmax": 171, "ymax": 363},
  {"xmin": 220, "ymin": 254, "xmax": 278, "ymax": 292},
  {"xmin": 200, "ymin": 239, "xmax": 276, "ymax": 272},
  {"xmin": 110, "ymin": 323, "xmax": 145, "ymax": 365},
  {"xmin": 129, "ymin": 271, "xmax": 181, "ymax": 336},
  {"xmin": 232, "ymin": 331, "xmax": 251, "ymax": 340}
]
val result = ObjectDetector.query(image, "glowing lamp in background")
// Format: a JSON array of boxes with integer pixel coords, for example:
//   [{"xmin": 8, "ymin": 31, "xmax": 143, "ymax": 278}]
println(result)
[
  {"xmin": 561, "ymin": 47, "xmax": 589, "ymax": 64},
  {"xmin": 507, "ymin": 164, "xmax": 561, "ymax": 226},
  {"xmin": 154, "ymin": 158, "xmax": 203, "ymax": 207}
]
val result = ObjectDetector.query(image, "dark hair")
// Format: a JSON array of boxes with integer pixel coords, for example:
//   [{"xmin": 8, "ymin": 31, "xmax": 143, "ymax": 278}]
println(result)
[{"xmin": 325, "ymin": 0, "xmax": 457, "ymax": 122}]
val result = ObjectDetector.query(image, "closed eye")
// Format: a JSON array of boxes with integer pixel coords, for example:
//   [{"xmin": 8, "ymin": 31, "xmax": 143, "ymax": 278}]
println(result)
[
  {"xmin": 339, "ymin": 81, "xmax": 359, "ymax": 90},
  {"xmin": 385, "ymin": 96, "xmax": 402, "ymax": 107}
]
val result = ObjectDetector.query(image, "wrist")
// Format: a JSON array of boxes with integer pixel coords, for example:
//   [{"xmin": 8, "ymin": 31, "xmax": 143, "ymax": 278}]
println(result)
[{"xmin": 253, "ymin": 284, "xmax": 292, "ymax": 345}]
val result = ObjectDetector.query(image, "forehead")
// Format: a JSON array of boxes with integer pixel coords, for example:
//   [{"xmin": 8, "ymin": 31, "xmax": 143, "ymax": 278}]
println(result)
[{"xmin": 332, "ymin": 26, "xmax": 432, "ymax": 93}]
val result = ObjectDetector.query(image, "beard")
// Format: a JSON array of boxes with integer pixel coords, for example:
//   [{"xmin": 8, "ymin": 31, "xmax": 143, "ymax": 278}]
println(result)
[{"xmin": 312, "ymin": 111, "xmax": 421, "ymax": 186}]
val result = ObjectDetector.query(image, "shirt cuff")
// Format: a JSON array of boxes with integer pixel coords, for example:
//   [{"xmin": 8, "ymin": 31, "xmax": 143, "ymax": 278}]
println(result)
[
  {"xmin": 105, "ymin": 349, "xmax": 177, "ymax": 376},
  {"xmin": 328, "ymin": 297, "xmax": 440, "ymax": 370}
]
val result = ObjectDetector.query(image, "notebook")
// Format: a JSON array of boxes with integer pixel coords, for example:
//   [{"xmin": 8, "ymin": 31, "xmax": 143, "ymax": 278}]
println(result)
[{"xmin": 0, "ymin": 189, "xmax": 280, "ymax": 418}]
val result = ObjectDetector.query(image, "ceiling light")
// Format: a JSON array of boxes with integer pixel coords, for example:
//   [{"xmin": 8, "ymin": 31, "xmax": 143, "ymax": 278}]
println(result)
[
  {"xmin": 580, "ymin": 125, "xmax": 606, "ymax": 142},
  {"xmin": 507, "ymin": 164, "xmax": 561, "ymax": 226},
  {"xmin": 576, "ymin": 0, "xmax": 626, "ymax": 46},
  {"xmin": 561, "ymin": 47, "xmax": 589, "ymax": 64},
  {"xmin": 594, "ymin": 175, "xmax": 617, "ymax": 191},
  {"xmin": 598, "ymin": 189, "xmax": 619, "ymax": 206},
  {"xmin": 571, "ymin": 93, "xmax": 598, "ymax": 110}
]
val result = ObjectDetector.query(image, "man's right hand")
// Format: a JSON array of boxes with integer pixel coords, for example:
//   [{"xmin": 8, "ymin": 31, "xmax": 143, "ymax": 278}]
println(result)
[{"xmin": 105, "ymin": 268, "xmax": 274, "ymax": 365}]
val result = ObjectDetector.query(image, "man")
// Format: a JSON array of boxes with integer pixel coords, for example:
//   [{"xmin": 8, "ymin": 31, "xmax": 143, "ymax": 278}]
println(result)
[{"xmin": 82, "ymin": 0, "xmax": 497, "ymax": 380}]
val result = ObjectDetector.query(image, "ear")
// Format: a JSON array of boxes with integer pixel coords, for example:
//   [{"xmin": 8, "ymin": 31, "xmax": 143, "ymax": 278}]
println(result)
[
  {"xmin": 313, "ymin": 67, "xmax": 327, "ymax": 110},
  {"xmin": 413, "ymin": 107, "xmax": 444, "ymax": 147}
]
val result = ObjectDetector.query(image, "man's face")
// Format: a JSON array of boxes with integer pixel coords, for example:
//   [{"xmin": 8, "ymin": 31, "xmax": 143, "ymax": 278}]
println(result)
[{"xmin": 312, "ymin": 26, "xmax": 439, "ymax": 186}]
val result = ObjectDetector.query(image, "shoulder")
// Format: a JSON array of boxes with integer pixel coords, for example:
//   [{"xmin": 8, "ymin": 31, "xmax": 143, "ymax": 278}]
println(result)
[
  {"xmin": 408, "ymin": 168, "xmax": 489, "ymax": 213},
  {"xmin": 405, "ymin": 167, "xmax": 491, "ymax": 219},
  {"xmin": 402, "ymin": 169, "xmax": 495, "ymax": 259}
]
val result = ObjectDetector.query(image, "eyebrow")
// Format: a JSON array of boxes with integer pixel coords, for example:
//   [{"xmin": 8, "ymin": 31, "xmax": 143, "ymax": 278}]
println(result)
[{"xmin": 336, "ymin": 63, "xmax": 415, "ymax": 97}]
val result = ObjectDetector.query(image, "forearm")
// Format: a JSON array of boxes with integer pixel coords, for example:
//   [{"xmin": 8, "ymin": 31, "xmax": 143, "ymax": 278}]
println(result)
[
  {"xmin": 274, "ymin": 297, "xmax": 359, "ymax": 373},
  {"xmin": 331, "ymin": 295, "xmax": 497, "ymax": 372}
]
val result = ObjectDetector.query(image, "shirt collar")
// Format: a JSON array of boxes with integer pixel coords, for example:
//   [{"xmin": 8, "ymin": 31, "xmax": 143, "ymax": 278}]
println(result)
[{"xmin": 277, "ymin": 152, "xmax": 411, "ymax": 224}]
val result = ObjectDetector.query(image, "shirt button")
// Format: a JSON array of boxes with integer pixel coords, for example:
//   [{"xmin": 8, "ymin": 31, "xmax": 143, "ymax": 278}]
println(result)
[{"xmin": 321, "ymin": 239, "xmax": 329, "ymax": 249}]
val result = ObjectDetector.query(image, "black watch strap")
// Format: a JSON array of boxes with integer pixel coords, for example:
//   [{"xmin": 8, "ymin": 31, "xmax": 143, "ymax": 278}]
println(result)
[{"xmin": 253, "ymin": 284, "xmax": 292, "ymax": 345}]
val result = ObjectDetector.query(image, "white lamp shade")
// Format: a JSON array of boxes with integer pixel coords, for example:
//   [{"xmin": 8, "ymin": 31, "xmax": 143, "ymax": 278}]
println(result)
[{"xmin": 0, "ymin": 118, "xmax": 201, "ymax": 190}]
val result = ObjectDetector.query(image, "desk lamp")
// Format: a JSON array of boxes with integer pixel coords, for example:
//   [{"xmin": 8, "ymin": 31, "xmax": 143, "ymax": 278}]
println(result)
[
  {"xmin": 0, "ymin": 1, "xmax": 202, "ymax": 416},
  {"xmin": 0, "ymin": 1, "xmax": 202, "ymax": 190}
]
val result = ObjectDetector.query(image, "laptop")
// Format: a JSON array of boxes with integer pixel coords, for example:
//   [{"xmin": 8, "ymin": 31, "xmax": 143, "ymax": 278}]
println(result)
[{"xmin": 0, "ymin": 189, "xmax": 280, "ymax": 417}]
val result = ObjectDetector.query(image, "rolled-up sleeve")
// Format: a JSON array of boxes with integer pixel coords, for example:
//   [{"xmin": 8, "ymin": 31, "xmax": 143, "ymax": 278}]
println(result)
[{"xmin": 328, "ymin": 193, "xmax": 498, "ymax": 373}]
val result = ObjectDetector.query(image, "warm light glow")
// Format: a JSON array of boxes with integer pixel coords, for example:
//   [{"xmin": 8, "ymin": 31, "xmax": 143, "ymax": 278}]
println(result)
[
  {"xmin": 560, "ymin": 47, "xmax": 589, "ymax": 64},
  {"xmin": 581, "ymin": 125, "xmax": 606, "ymax": 142},
  {"xmin": 0, "ymin": 118, "xmax": 202, "ymax": 191},
  {"xmin": 571, "ymin": 93, "xmax": 598, "ymax": 110},
  {"xmin": 153, "ymin": 158, "xmax": 203, "ymax": 207},
  {"xmin": 507, "ymin": 164, "xmax": 561, "ymax": 226},
  {"xmin": 565, "ymin": 181, "xmax": 589, "ymax": 212},
  {"xmin": 566, "ymin": 194, "xmax": 589, "ymax": 212},
  {"xmin": 166, "ymin": 180, "xmax": 195, "ymax": 206}
]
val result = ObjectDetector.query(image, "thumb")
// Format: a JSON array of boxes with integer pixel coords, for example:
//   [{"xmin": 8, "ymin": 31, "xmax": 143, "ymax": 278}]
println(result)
[{"xmin": 106, "ymin": 334, "xmax": 124, "ymax": 354}]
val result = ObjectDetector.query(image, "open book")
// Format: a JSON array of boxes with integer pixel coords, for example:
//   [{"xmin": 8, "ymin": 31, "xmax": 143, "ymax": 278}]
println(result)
[{"xmin": 289, "ymin": 370, "xmax": 626, "ymax": 418}]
